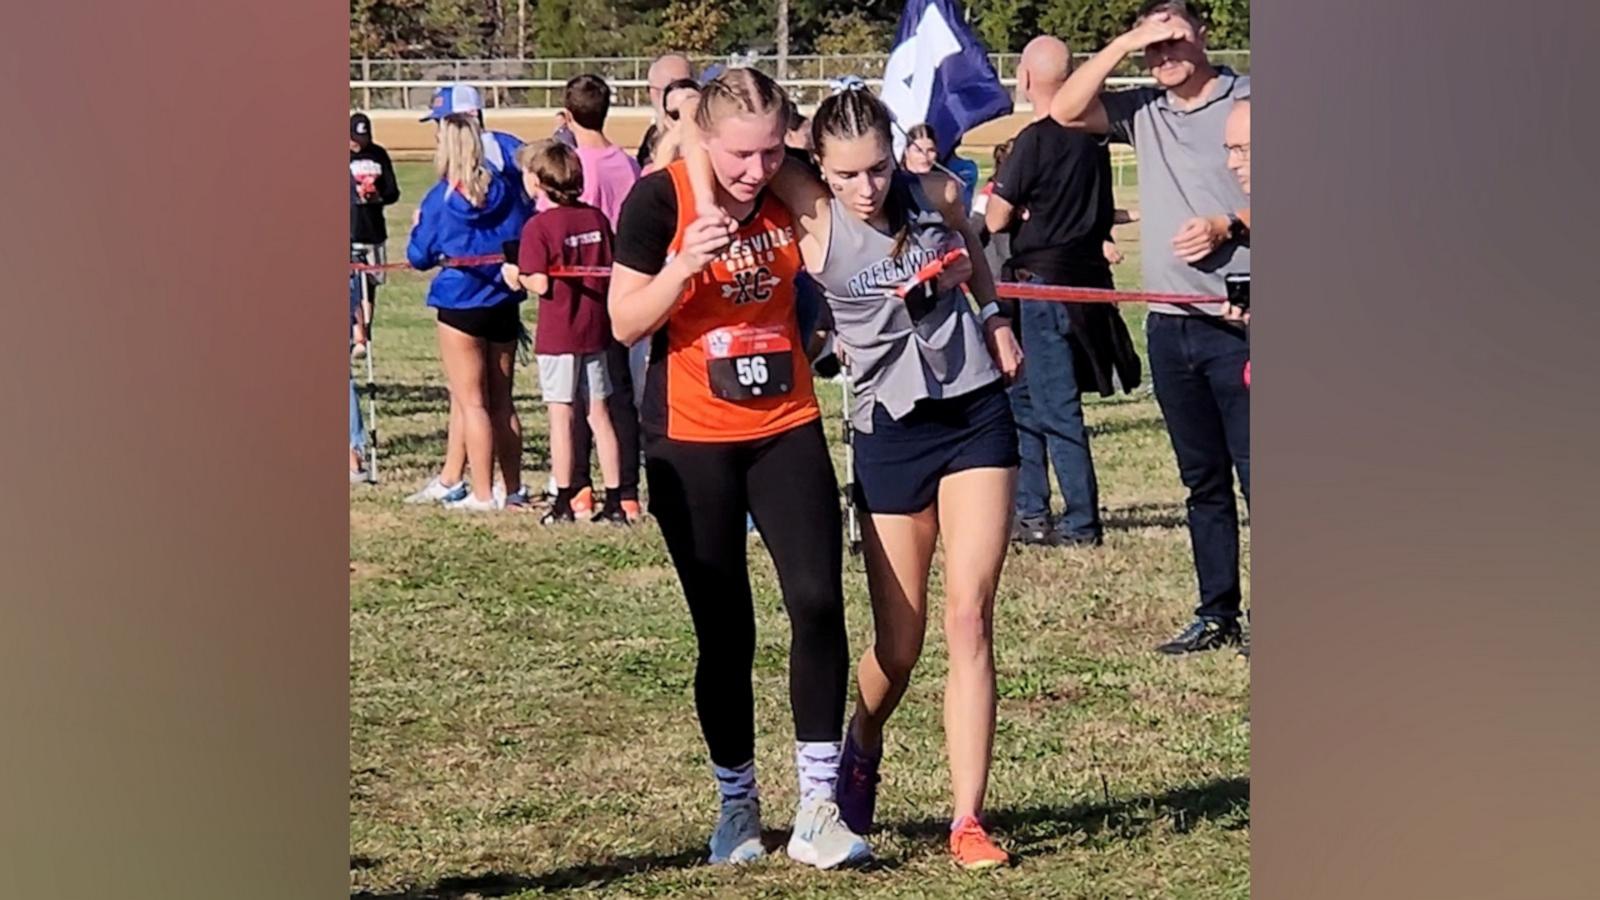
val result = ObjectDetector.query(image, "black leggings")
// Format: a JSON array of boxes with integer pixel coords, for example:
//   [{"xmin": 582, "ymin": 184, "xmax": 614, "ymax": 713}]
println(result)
[
  {"xmin": 570, "ymin": 340, "xmax": 641, "ymax": 501},
  {"xmin": 645, "ymin": 419, "xmax": 849, "ymax": 768}
]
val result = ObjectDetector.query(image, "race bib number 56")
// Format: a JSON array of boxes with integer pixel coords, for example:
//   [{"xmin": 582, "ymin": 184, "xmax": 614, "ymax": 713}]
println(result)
[{"xmin": 703, "ymin": 324, "xmax": 794, "ymax": 402}]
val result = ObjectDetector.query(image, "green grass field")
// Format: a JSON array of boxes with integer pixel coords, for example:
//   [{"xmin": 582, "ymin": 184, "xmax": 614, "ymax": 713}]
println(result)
[{"xmin": 350, "ymin": 162, "xmax": 1248, "ymax": 899}]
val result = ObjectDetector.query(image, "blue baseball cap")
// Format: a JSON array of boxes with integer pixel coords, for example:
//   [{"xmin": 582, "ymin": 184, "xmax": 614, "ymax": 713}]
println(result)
[{"xmin": 420, "ymin": 84, "xmax": 483, "ymax": 121}]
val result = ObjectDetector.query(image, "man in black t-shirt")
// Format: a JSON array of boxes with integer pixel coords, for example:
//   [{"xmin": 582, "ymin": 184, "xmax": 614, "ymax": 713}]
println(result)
[
  {"xmin": 349, "ymin": 113, "xmax": 400, "ymax": 331},
  {"xmin": 985, "ymin": 36, "xmax": 1141, "ymax": 548}
]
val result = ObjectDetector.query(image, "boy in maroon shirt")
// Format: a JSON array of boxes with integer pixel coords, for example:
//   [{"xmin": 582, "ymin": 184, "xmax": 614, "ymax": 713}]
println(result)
[{"xmin": 512, "ymin": 141, "xmax": 626, "ymax": 524}]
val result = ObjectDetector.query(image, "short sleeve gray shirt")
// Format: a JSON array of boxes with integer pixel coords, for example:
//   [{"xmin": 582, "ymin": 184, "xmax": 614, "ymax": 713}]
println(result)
[{"xmin": 1102, "ymin": 68, "xmax": 1250, "ymax": 315}]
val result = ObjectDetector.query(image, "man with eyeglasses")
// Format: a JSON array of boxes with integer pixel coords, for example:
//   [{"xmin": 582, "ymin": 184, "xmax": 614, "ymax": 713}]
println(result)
[
  {"xmin": 640, "ymin": 78, "xmax": 702, "ymax": 174},
  {"xmin": 1049, "ymin": 0, "xmax": 1252, "ymax": 657},
  {"xmin": 1220, "ymin": 99, "xmax": 1250, "ymax": 324},
  {"xmin": 636, "ymin": 53, "xmax": 694, "ymax": 168}
]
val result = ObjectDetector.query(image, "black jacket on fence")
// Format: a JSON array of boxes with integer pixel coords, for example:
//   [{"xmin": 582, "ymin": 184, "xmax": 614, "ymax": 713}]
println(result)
[{"xmin": 1004, "ymin": 254, "xmax": 1144, "ymax": 398}]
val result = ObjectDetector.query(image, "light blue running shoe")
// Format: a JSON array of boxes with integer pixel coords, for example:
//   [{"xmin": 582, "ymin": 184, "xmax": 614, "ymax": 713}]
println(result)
[{"xmin": 708, "ymin": 797, "xmax": 766, "ymax": 865}]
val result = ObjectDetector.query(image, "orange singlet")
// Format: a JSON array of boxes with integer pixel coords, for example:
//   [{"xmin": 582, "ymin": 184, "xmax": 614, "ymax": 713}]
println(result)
[{"xmin": 640, "ymin": 160, "xmax": 819, "ymax": 443}]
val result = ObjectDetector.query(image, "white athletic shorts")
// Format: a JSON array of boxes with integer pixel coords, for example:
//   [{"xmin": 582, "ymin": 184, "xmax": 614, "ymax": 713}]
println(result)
[{"xmin": 538, "ymin": 352, "xmax": 611, "ymax": 405}]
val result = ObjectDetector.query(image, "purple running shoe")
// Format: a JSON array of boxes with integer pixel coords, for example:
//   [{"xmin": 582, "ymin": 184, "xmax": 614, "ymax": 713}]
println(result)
[{"xmin": 835, "ymin": 728, "xmax": 882, "ymax": 835}]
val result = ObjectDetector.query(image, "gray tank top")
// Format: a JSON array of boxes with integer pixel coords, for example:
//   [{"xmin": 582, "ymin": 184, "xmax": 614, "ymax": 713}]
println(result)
[{"xmin": 809, "ymin": 175, "xmax": 1000, "ymax": 433}]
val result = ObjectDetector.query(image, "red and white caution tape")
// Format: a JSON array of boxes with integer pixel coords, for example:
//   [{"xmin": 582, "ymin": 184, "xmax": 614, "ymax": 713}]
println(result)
[
  {"xmin": 995, "ymin": 281, "xmax": 1221, "ymax": 305},
  {"xmin": 350, "ymin": 254, "xmax": 1223, "ymax": 304},
  {"xmin": 349, "ymin": 253, "xmax": 610, "ymax": 280}
]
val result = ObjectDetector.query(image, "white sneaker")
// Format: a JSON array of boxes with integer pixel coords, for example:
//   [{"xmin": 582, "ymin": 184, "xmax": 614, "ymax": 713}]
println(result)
[
  {"xmin": 708, "ymin": 797, "xmax": 766, "ymax": 865},
  {"xmin": 445, "ymin": 492, "xmax": 500, "ymax": 512},
  {"xmin": 404, "ymin": 476, "xmax": 467, "ymax": 505},
  {"xmin": 787, "ymin": 798, "xmax": 871, "ymax": 870}
]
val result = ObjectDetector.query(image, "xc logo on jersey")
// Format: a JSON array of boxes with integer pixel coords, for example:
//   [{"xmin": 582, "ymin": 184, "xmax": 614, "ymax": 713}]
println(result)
[{"xmin": 721, "ymin": 266, "xmax": 778, "ymax": 305}]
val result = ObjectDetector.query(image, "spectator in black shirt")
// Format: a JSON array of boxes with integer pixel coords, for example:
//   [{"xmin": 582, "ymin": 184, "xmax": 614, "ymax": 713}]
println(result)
[
  {"xmin": 349, "ymin": 112, "xmax": 400, "ymax": 333},
  {"xmin": 971, "ymin": 139, "xmax": 1015, "ymax": 289},
  {"xmin": 985, "ymin": 36, "xmax": 1141, "ymax": 548}
]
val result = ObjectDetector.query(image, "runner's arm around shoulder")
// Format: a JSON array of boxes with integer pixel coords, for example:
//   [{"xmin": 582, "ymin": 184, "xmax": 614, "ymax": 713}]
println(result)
[
  {"xmin": 676, "ymin": 96, "xmax": 723, "ymax": 221},
  {"xmin": 677, "ymin": 97, "xmax": 830, "ymax": 261},
  {"xmin": 766, "ymin": 156, "xmax": 831, "ymax": 265}
]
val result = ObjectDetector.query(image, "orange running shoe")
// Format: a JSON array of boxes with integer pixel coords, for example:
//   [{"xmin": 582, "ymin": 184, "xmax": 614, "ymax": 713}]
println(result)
[
  {"xmin": 620, "ymin": 499, "xmax": 643, "ymax": 522},
  {"xmin": 569, "ymin": 486, "xmax": 594, "ymax": 515},
  {"xmin": 949, "ymin": 816, "xmax": 1009, "ymax": 871}
]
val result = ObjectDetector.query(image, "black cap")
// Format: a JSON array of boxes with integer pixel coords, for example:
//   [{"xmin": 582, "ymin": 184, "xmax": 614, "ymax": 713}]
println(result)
[{"xmin": 351, "ymin": 113, "xmax": 372, "ymax": 141}]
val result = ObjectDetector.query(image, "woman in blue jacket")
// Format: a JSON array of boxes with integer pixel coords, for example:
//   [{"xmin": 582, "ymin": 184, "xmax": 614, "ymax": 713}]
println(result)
[{"xmin": 406, "ymin": 111, "xmax": 530, "ymax": 511}]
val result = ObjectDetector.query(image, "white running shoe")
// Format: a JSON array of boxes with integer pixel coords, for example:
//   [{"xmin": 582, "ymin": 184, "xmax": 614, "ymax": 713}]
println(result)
[
  {"xmin": 787, "ymin": 798, "xmax": 871, "ymax": 870},
  {"xmin": 445, "ymin": 492, "xmax": 500, "ymax": 512},
  {"xmin": 403, "ymin": 477, "xmax": 468, "ymax": 505},
  {"xmin": 708, "ymin": 797, "xmax": 766, "ymax": 865}
]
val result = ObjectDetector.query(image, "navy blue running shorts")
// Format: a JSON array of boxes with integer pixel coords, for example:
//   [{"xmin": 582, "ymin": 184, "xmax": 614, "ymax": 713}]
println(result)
[{"xmin": 852, "ymin": 381, "xmax": 1019, "ymax": 515}]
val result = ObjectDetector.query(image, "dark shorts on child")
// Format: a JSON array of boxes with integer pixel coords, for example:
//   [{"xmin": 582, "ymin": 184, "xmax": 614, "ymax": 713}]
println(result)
[{"xmin": 852, "ymin": 380, "xmax": 1020, "ymax": 515}]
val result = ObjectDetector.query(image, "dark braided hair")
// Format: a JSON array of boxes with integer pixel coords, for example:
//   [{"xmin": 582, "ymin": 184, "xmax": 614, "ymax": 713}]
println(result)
[{"xmin": 812, "ymin": 84, "xmax": 916, "ymax": 256}]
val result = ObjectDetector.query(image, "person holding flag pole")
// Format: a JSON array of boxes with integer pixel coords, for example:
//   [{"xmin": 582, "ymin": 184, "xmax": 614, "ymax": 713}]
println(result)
[{"xmin": 878, "ymin": 0, "xmax": 1012, "ymax": 204}]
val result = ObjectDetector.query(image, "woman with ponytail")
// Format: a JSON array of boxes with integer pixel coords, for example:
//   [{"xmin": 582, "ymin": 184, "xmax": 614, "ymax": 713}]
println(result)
[
  {"xmin": 683, "ymin": 81, "xmax": 1024, "ymax": 870},
  {"xmin": 405, "ymin": 112, "xmax": 531, "ymax": 511},
  {"xmin": 607, "ymin": 67, "xmax": 870, "ymax": 871}
]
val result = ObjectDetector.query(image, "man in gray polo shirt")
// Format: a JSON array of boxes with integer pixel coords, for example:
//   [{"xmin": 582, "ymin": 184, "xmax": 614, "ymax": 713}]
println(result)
[{"xmin": 1051, "ymin": 0, "xmax": 1251, "ymax": 655}]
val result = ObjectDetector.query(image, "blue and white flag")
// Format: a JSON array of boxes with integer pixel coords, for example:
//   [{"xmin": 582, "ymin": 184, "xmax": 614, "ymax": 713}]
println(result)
[{"xmin": 880, "ymin": 0, "xmax": 1012, "ymax": 160}]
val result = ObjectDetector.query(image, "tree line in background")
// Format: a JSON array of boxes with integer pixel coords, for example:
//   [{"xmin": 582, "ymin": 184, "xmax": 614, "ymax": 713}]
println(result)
[{"xmin": 350, "ymin": 0, "xmax": 1248, "ymax": 59}]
